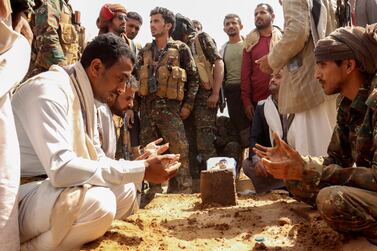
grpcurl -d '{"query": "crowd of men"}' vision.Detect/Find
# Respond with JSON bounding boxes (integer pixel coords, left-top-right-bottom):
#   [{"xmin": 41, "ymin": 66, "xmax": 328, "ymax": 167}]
[{"xmin": 1, "ymin": 0, "xmax": 377, "ymax": 250}]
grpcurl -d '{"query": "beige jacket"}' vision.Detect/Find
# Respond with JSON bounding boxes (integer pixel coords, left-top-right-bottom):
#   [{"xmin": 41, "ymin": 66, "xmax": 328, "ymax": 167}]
[
  {"xmin": 243, "ymin": 26, "xmax": 282, "ymax": 52},
  {"xmin": 268, "ymin": 0, "xmax": 337, "ymax": 114}
]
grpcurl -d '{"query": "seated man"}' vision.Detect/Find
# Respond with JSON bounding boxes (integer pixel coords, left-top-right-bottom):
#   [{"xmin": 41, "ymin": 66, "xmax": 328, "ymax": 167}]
[
  {"xmin": 243, "ymin": 71, "xmax": 294, "ymax": 193},
  {"xmin": 254, "ymin": 25, "xmax": 377, "ymax": 245},
  {"xmin": 96, "ymin": 76, "xmax": 138, "ymax": 159},
  {"xmin": 13, "ymin": 33, "xmax": 180, "ymax": 251},
  {"xmin": 0, "ymin": 2, "xmax": 31, "ymax": 249},
  {"xmin": 97, "ymin": 77, "xmax": 168, "ymax": 160}
]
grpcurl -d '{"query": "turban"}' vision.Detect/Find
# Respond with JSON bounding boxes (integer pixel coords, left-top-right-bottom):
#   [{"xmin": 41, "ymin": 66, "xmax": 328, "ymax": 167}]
[
  {"xmin": 96, "ymin": 3, "xmax": 127, "ymax": 31},
  {"xmin": 314, "ymin": 24, "xmax": 377, "ymax": 74}
]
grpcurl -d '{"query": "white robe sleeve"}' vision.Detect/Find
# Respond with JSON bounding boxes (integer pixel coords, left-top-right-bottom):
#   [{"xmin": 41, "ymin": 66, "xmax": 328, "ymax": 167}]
[{"xmin": 13, "ymin": 79, "xmax": 145, "ymax": 188}]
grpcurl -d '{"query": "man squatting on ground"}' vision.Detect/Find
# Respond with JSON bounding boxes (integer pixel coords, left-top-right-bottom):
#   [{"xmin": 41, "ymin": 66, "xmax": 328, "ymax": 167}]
[
  {"xmin": 254, "ymin": 25, "xmax": 377, "ymax": 245},
  {"xmin": 13, "ymin": 33, "xmax": 180, "ymax": 251},
  {"xmin": 0, "ymin": 0, "xmax": 31, "ymax": 249}
]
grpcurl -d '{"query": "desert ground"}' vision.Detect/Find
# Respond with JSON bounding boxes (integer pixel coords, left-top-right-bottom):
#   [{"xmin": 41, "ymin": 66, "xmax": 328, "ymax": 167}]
[{"xmin": 81, "ymin": 178, "xmax": 363, "ymax": 251}]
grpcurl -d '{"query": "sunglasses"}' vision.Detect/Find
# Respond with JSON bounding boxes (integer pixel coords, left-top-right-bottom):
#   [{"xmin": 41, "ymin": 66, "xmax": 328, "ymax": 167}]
[{"xmin": 115, "ymin": 14, "xmax": 128, "ymax": 22}]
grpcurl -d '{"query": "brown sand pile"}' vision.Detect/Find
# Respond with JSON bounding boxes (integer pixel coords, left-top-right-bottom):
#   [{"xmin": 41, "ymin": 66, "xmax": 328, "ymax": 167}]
[{"xmin": 81, "ymin": 191, "xmax": 345, "ymax": 251}]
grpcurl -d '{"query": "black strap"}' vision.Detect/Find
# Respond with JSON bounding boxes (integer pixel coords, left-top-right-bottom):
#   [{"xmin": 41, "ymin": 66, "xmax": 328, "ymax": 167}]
[
  {"xmin": 282, "ymin": 114, "xmax": 295, "ymax": 142},
  {"xmin": 312, "ymin": 0, "xmax": 322, "ymax": 27}
]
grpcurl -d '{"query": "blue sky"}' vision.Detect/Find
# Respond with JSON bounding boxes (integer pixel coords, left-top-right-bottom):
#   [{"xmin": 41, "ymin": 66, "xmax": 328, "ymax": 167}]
[{"xmin": 70, "ymin": 0, "xmax": 284, "ymax": 46}]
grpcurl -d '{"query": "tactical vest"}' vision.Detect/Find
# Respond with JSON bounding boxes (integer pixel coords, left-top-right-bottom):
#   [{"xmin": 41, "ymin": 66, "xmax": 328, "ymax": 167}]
[
  {"xmin": 57, "ymin": 2, "xmax": 80, "ymax": 65},
  {"xmin": 190, "ymin": 33, "xmax": 214, "ymax": 90},
  {"xmin": 33, "ymin": 1, "xmax": 81, "ymax": 70},
  {"xmin": 139, "ymin": 41, "xmax": 187, "ymax": 101}
]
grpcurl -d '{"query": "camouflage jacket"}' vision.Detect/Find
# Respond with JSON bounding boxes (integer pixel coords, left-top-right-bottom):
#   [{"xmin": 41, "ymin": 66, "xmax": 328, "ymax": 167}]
[
  {"xmin": 136, "ymin": 38, "xmax": 199, "ymax": 111},
  {"xmin": 31, "ymin": 0, "xmax": 80, "ymax": 72},
  {"xmin": 288, "ymin": 81, "xmax": 377, "ymax": 203}
]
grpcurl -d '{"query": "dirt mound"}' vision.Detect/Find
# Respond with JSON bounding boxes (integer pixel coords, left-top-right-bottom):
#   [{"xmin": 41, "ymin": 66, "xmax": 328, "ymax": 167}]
[{"xmin": 81, "ymin": 192, "xmax": 345, "ymax": 251}]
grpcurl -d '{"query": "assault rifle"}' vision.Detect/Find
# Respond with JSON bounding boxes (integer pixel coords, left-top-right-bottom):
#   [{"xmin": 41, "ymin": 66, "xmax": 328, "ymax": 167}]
[{"xmin": 219, "ymin": 86, "xmax": 226, "ymax": 113}]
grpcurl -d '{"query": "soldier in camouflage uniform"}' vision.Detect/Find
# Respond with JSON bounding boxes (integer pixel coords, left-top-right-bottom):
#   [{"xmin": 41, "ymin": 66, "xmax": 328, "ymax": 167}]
[
  {"xmin": 171, "ymin": 14, "xmax": 224, "ymax": 178},
  {"xmin": 215, "ymin": 116, "xmax": 241, "ymax": 162},
  {"xmin": 27, "ymin": 0, "xmax": 83, "ymax": 77},
  {"xmin": 136, "ymin": 7, "xmax": 199, "ymax": 193},
  {"xmin": 254, "ymin": 25, "xmax": 377, "ymax": 245}
]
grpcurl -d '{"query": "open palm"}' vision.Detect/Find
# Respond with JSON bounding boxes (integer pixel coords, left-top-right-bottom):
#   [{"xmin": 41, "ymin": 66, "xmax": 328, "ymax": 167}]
[{"xmin": 253, "ymin": 132, "xmax": 304, "ymax": 180}]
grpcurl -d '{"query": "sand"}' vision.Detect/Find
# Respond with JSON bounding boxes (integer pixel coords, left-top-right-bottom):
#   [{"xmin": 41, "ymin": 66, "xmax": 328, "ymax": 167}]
[{"xmin": 81, "ymin": 190, "xmax": 347, "ymax": 251}]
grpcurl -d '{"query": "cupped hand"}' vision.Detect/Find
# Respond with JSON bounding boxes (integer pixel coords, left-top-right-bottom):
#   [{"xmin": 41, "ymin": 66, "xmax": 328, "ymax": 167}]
[
  {"xmin": 253, "ymin": 132, "xmax": 304, "ymax": 180},
  {"xmin": 144, "ymin": 154, "xmax": 181, "ymax": 184}
]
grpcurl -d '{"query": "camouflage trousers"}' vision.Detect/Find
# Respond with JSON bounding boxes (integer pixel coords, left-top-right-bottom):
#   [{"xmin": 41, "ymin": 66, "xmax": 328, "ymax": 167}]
[
  {"xmin": 288, "ymin": 182, "xmax": 377, "ymax": 244},
  {"xmin": 316, "ymin": 186, "xmax": 377, "ymax": 244},
  {"xmin": 140, "ymin": 96, "xmax": 191, "ymax": 193},
  {"xmin": 184, "ymin": 88, "xmax": 217, "ymax": 178}
]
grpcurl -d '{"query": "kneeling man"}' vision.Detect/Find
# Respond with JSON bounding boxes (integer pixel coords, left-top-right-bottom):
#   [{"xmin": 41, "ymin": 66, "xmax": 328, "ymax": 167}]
[
  {"xmin": 13, "ymin": 33, "xmax": 180, "ymax": 251},
  {"xmin": 255, "ymin": 25, "xmax": 377, "ymax": 245}
]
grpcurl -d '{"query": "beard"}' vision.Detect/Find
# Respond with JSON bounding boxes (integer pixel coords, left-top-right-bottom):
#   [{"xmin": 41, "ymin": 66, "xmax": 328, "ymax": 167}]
[
  {"xmin": 255, "ymin": 18, "xmax": 271, "ymax": 30},
  {"xmin": 117, "ymin": 26, "xmax": 126, "ymax": 34},
  {"xmin": 226, "ymin": 29, "xmax": 238, "ymax": 36},
  {"xmin": 127, "ymin": 32, "xmax": 136, "ymax": 40},
  {"xmin": 111, "ymin": 23, "xmax": 126, "ymax": 35}
]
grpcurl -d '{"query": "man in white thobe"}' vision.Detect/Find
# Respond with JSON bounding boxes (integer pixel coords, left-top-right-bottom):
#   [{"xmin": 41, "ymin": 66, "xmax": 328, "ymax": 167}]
[
  {"xmin": 0, "ymin": 1, "xmax": 31, "ymax": 250},
  {"xmin": 12, "ymin": 33, "xmax": 179, "ymax": 251}
]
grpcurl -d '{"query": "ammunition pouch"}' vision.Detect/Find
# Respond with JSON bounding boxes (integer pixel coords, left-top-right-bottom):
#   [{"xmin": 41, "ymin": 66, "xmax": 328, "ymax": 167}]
[
  {"xmin": 139, "ymin": 42, "xmax": 186, "ymax": 101},
  {"xmin": 157, "ymin": 66, "xmax": 186, "ymax": 101},
  {"xmin": 156, "ymin": 65, "xmax": 169, "ymax": 97},
  {"xmin": 59, "ymin": 23, "xmax": 79, "ymax": 65},
  {"xmin": 75, "ymin": 25, "xmax": 86, "ymax": 55},
  {"xmin": 139, "ymin": 65, "xmax": 150, "ymax": 96},
  {"xmin": 167, "ymin": 66, "xmax": 186, "ymax": 101},
  {"xmin": 193, "ymin": 34, "xmax": 214, "ymax": 90},
  {"xmin": 194, "ymin": 54, "xmax": 213, "ymax": 90}
]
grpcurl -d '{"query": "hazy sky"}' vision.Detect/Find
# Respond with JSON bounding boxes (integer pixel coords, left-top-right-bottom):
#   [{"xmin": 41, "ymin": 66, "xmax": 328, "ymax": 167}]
[{"xmin": 70, "ymin": 0, "xmax": 284, "ymax": 46}]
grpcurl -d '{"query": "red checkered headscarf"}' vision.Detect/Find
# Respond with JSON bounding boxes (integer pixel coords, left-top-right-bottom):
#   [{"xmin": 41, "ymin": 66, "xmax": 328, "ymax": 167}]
[{"xmin": 96, "ymin": 3, "xmax": 127, "ymax": 34}]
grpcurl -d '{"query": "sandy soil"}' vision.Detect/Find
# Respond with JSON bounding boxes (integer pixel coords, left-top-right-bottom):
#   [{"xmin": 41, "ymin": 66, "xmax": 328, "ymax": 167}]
[{"xmin": 81, "ymin": 190, "xmax": 347, "ymax": 251}]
